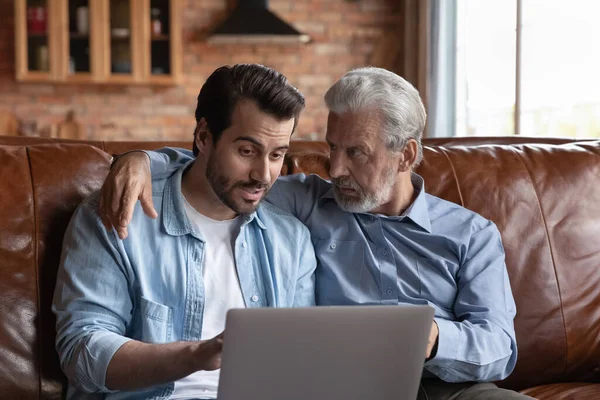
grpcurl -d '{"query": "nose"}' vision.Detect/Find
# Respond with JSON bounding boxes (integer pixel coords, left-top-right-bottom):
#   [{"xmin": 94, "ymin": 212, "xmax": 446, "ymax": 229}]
[
  {"xmin": 328, "ymin": 151, "xmax": 349, "ymax": 179},
  {"xmin": 249, "ymin": 156, "xmax": 271, "ymax": 185}
]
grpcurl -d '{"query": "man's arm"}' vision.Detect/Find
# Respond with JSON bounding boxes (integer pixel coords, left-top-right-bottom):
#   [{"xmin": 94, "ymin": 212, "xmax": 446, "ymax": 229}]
[
  {"xmin": 106, "ymin": 333, "xmax": 223, "ymax": 390},
  {"xmin": 265, "ymin": 174, "xmax": 328, "ymax": 224},
  {"xmin": 424, "ymin": 222, "xmax": 518, "ymax": 382},
  {"xmin": 53, "ymin": 196, "xmax": 221, "ymax": 393},
  {"xmin": 99, "ymin": 148, "xmax": 326, "ymax": 235}
]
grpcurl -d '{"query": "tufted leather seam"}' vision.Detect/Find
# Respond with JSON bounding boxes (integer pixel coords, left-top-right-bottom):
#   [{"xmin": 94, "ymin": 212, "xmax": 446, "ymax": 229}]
[
  {"xmin": 437, "ymin": 147, "xmax": 465, "ymax": 207},
  {"xmin": 513, "ymin": 147, "xmax": 569, "ymax": 376},
  {"xmin": 25, "ymin": 147, "xmax": 42, "ymax": 399}
]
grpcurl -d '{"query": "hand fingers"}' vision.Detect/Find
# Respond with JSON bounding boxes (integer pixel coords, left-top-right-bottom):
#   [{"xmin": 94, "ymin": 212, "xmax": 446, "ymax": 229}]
[
  {"xmin": 118, "ymin": 184, "xmax": 139, "ymax": 229},
  {"xmin": 110, "ymin": 177, "xmax": 127, "ymax": 227},
  {"xmin": 211, "ymin": 332, "xmax": 225, "ymax": 348},
  {"xmin": 116, "ymin": 226, "xmax": 129, "ymax": 240},
  {"xmin": 139, "ymin": 185, "xmax": 158, "ymax": 219}
]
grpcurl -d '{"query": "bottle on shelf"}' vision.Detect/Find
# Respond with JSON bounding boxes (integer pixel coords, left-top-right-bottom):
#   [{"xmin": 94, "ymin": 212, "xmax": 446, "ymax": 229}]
[
  {"xmin": 27, "ymin": 5, "xmax": 47, "ymax": 35},
  {"xmin": 151, "ymin": 8, "xmax": 162, "ymax": 36},
  {"xmin": 76, "ymin": 6, "xmax": 89, "ymax": 35}
]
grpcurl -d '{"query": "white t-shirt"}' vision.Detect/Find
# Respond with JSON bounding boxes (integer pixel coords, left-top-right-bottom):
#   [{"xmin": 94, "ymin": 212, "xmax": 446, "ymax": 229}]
[{"xmin": 170, "ymin": 196, "xmax": 246, "ymax": 399}]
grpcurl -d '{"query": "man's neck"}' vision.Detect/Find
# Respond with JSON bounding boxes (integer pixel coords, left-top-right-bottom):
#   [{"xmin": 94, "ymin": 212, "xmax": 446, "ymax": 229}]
[
  {"xmin": 181, "ymin": 162, "xmax": 237, "ymax": 221},
  {"xmin": 369, "ymin": 173, "xmax": 416, "ymax": 217}
]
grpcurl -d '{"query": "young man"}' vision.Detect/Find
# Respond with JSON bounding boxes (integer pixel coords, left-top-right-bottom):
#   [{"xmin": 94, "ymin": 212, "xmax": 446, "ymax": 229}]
[
  {"xmin": 99, "ymin": 67, "xmax": 533, "ymax": 399},
  {"xmin": 53, "ymin": 64, "xmax": 316, "ymax": 399}
]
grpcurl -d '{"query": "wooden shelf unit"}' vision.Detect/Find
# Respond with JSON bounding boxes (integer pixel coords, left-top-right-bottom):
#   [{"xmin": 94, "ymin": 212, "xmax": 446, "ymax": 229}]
[{"xmin": 14, "ymin": 0, "xmax": 182, "ymax": 85}]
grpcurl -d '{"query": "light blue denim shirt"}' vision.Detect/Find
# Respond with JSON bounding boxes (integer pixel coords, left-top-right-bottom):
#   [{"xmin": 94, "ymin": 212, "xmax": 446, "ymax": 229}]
[
  {"xmin": 146, "ymin": 148, "xmax": 518, "ymax": 384},
  {"xmin": 53, "ymin": 161, "xmax": 316, "ymax": 399}
]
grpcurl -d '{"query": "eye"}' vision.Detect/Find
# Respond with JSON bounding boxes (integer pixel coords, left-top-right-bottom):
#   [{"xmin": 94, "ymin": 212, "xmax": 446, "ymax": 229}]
[
  {"xmin": 239, "ymin": 148, "xmax": 256, "ymax": 157},
  {"xmin": 270, "ymin": 152, "xmax": 285, "ymax": 160},
  {"xmin": 328, "ymin": 143, "xmax": 336, "ymax": 151},
  {"xmin": 348, "ymin": 148, "xmax": 364, "ymax": 158}
]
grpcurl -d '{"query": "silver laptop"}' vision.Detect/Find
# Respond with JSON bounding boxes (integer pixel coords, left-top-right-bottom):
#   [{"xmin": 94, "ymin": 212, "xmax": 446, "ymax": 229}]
[{"xmin": 217, "ymin": 305, "xmax": 434, "ymax": 400}]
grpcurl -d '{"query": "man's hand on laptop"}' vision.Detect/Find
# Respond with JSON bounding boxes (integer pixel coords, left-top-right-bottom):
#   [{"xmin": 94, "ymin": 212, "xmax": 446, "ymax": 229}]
[
  {"xmin": 99, "ymin": 151, "xmax": 157, "ymax": 240},
  {"xmin": 195, "ymin": 331, "xmax": 225, "ymax": 371},
  {"xmin": 426, "ymin": 320, "xmax": 439, "ymax": 360}
]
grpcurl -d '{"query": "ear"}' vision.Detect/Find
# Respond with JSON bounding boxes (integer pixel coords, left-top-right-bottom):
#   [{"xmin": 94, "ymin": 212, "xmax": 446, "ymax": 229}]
[
  {"xmin": 194, "ymin": 118, "xmax": 213, "ymax": 155},
  {"xmin": 398, "ymin": 139, "xmax": 418, "ymax": 172}
]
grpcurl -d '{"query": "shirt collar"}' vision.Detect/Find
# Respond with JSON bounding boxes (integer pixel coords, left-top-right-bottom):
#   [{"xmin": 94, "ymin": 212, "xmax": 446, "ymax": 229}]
[
  {"xmin": 319, "ymin": 172, "xmax": 432, "ymax": 233},
  {"xmin": 162, "ymin": 161, "xmax": 266, "ymax": 236},
  {"xmin": 400, "ymin": 173, "xmax": 432, "ymax": 233}
]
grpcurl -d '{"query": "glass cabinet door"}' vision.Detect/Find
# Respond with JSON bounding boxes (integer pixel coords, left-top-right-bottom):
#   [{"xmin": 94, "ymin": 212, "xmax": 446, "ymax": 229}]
[
  {"xmin": 147, "ymin": 0, "xmax": 181, "ymax": 84},
  {"xmin": 149, "ymin": 0, "xmax": 170, "ymax": 76},
  {"xmin": 19, "ymin": 0, "xmax": 53, "ymax": 79},
  {"xmin": 67, "ymin": 0, "xmax": 91, "ymax": 76},
  {"xmin": 109, "ymin": 0, "xmax": 133, "ymax": 76},
  {"xmin": 27, "ymin": 0, "xmax": 49, "ymax": 72}
]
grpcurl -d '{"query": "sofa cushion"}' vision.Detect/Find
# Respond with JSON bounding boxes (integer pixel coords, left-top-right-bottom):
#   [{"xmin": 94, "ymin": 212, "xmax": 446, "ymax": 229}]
[
  {"xmin": 0, "ymin": 146, "xmax": 38, "ymax": 397},
  {"xmin": 520, "ymin": 382, "xmax": 600, "ymax": 399},
  {"xmin": 0, "ymin": 144, "xmax": 111, "ymax": 399}
]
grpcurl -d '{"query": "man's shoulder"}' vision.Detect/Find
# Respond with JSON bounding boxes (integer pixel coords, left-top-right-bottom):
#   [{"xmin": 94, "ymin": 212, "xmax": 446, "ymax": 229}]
[
  {"xmin": 257, "ymin": 202, "xmax": 311, "ymax": 236},
  {"xmin": 425, "ymin": 193, "xmax": 497, "ymax": 234},
  {"xmin": 67, "ymin": 191, "xmax": 117, "ymax": 245}
]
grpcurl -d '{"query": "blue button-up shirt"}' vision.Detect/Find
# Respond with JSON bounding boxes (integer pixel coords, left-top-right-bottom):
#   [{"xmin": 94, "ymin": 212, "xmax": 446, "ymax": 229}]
[
  {"xmin": 53, "ymin": 162, "xmax": 316, "ymax": 399},
  {"xmin": 147, "ymin": 148, "xmax": 518, "ymax": 383}
]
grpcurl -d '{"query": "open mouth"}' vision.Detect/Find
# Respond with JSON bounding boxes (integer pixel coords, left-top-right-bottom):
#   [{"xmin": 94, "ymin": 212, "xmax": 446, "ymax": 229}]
[{"xmin": 238, "ymin": 186, "xmax": 265, "ymax": 202}]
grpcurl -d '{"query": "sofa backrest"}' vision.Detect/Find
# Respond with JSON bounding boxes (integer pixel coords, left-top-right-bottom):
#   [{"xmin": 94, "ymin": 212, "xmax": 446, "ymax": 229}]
[{"xmin": 0, "ymin": 137, "xmax": 599, "ymax": 398}]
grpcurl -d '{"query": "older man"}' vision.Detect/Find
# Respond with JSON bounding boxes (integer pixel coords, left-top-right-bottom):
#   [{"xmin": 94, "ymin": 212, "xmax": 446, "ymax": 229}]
[{"xmin": 100, "ymin": 67, "xmax": 532, "ymax": 399}]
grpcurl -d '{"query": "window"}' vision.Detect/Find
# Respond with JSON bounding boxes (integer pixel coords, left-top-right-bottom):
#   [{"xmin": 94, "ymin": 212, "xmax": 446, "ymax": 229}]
[{"xmin": 452, "ymin": 0, "xmax": 600, "ymax": 138}]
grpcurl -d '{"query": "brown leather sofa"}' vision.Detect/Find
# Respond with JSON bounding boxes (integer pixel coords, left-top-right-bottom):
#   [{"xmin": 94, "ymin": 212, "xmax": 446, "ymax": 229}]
[{"xmin": 1, "ymin": 136, "xmax": 599, "ymax": 399}]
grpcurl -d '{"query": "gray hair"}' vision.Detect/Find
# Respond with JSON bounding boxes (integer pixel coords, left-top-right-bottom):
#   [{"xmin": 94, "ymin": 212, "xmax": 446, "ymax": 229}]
[{"xmin": 324, "ymin": 67, "xmax": 427, "ymax": 166}]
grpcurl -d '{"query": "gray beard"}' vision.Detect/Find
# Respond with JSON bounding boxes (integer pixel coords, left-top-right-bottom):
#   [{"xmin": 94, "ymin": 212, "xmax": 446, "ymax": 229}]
[{"xmin": 332, "ymin": 168, "xmax": 396, "ymax": 213}]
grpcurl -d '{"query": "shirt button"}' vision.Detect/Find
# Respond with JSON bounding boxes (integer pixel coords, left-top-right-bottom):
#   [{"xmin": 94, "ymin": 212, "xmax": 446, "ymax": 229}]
[
  {"xmin": 242, "ymin": 242, "xmax": 247, "ymax": 248},
  {"xmin": 330, "ymin": 243, "xmax": 337, "ymax": 250},
  {"xmin": 386, "ymin": 288, "xmax": 393, "ymax": 295},
  {"xmin": 251, "ymin": 295, "xmax": 259, "ymax": 302},
  {"xmin": 381, "ymin": 248, "xmax": 388, "ymax": 256}
]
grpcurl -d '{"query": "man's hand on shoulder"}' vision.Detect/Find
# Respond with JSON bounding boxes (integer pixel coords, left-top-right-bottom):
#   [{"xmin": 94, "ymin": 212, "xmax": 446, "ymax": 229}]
[{"xmin": 99, "ymin": 151, "xmax": 157, "ymax": 240}]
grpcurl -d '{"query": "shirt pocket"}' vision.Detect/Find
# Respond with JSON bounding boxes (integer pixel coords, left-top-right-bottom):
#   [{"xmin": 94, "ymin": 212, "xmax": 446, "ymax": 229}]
[
  {"xmin": 139, "ymin": 296, "xmax": 172, "ymax": 344},
  {"xmin": 415, "ymin": 257, "xmax": 457, "ymax": 313},
  {"xmin": 315, "ymin": 239, "xmax": 367, "ymax": 304}
]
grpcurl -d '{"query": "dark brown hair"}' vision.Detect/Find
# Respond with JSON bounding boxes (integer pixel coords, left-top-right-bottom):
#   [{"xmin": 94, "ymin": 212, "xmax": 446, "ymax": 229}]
[{"xmin": 193, "ymin": 64, "xmax": 305, "ymax": 156}]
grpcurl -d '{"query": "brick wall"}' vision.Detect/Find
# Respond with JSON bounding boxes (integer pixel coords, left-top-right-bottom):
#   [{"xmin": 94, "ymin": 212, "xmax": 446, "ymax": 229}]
[{"xmin": 0, "ymin": 0, "xmax": 401, "ymax": 141}]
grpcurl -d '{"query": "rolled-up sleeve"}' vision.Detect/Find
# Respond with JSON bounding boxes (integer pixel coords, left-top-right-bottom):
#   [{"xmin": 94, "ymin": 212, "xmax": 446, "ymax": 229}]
[
  {"xmin": 52, "ymin": 194, "xmax": 133, "ymax": 393},
  {"xmin": 425, "ymin": 222, "xmax": 518, "ymax": 382}
]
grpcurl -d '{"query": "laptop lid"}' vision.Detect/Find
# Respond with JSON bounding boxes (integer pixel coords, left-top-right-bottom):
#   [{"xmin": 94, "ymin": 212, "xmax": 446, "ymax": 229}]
[{"xmin": 218, "ymin": 305, "xmax": 434, "ymax": 400}]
